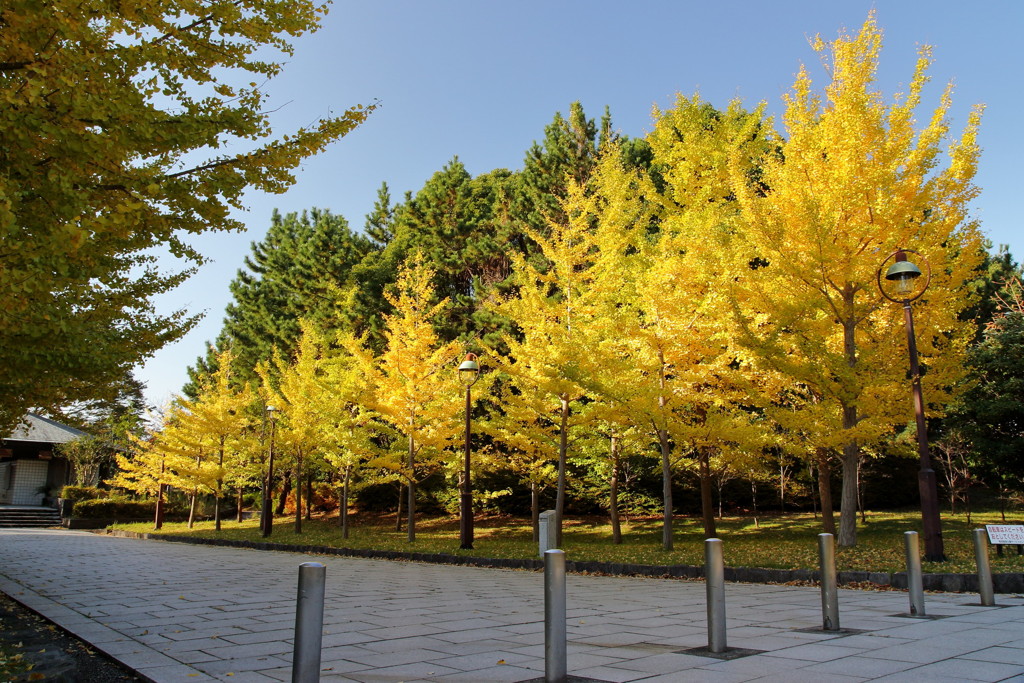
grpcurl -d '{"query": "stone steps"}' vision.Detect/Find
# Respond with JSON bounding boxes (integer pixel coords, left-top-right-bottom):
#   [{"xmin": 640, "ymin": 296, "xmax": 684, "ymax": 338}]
[{"xmin": 0, "ymin": 507, "xmax": 62, "ymax": 528}]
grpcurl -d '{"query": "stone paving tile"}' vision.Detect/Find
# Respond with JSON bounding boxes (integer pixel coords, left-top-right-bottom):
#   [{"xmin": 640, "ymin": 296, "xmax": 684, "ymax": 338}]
[
  {"xmin": 801, "ymin": 655, "xmax": 922, "ymax": 678},
  {"xmin": 570, "ymin": 664, "xmax": 662, "ymax": 682},
  {"xmin": 315, "ymin": 653, "xmax": 378, "ymax": 673},
  {"xmin": 868, "ymin": 642, "xmax": 998, "ymax": 664},
  {"xmin": 114, "ymin": 649, "xmax": 187, "ymax": 669},
  {"xmin": 415, "ymin": 638, "xmax": 533, "ymax": 657},
  {"xmin": 198, "ymin": 639, "xmax": 296, "ymax": 660},
  {"xmin": 879, "ymin": 657, "xmax": 1024, "ymax": 681},
  {"xmin": 339, "ymin": 646, "xmax": 453, "ymax": 668},
  {"xmin": 126, "ymin": 663, "xmax": 207, "ymax": 682},
  {"xmin": 423, "ymin": 663, "xmax": 540, "ymax": 682},
  {"xmin": 698, "ymin": 653, "xmax": 822, "ymax": 676},
  {"xmin": 218, "ymin": 627, "xmax": 294, "ymax": 645},
  {"xmin": 343, "ymin": 660, "xmax": 464, "ymax": 681},
  {"xmin": 319, "ymin": 630, "xmax": 380, "ymax": 648},
  {"xmin": 607, "ymin": 651, "xmax": 718, "ymax": 675},
  {"xmin": 428, "ymin": 648, "xmax": 535, "ymax": 672},
  {"xmin": 154, "ymin": 647, "xmax": 224, "ymax": 664},
  {"xmin": 209, "ymin": 672, "xmax": 282, "ymax": 682},
  {"xmin": 959, "ymin": 646, "xmax": 1024, "ymax": 666},
  {"xmin": 92, "ymin": 638, "xmax": 150, "ymax": 656},
  {"xmin": 356, "ymin": 635, "xmax": 461, "ymax": 654},
  {"xmin": 744, "ymin": 671, "xmax": 866, "ymax": 683},
  {"xmin": 761, "ymin": 641, "xmax": 874, "ymax": 662}
]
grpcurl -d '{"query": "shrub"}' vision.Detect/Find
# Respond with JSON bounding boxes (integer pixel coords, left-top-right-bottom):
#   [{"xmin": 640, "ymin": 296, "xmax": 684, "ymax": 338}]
[
  {"xmin": 73, "ymin": 499, "xmax": 155, "ymax": 520},
  {"xmin": 59, "ymin": 486, "xmax": 107, "ymax": 502}
]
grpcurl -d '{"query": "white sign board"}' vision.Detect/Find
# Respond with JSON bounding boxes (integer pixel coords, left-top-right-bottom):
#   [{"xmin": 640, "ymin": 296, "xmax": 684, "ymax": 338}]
[{"xmin": 985, "ymin": 525, "xmax": 1024, "ymax": 544}]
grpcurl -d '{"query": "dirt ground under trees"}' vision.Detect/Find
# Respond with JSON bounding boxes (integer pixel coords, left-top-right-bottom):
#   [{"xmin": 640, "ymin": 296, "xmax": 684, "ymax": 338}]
[{"xmin": 0, "ymin": 592, "xmax": 142, "ymax": 682}]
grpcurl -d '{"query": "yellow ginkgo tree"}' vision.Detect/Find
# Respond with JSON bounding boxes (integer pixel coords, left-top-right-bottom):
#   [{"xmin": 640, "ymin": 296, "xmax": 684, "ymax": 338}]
[
  {"xmin": 726, "ymin": 13, "xmax": 985, "ymax": 547},
  {"xmin": 261, "ymin": 323, "xmax": 332, "ymax": 535},
  {"xmin": 180, "ymin": 350, "xmax": 254, "ymax": 530},
  {"xmin": 321, "ymin": 332, "xmax": 385, "ymax": 539},
  {"xmin": 488, "ymin": 180, "xmax": 605, "ymax": 546},
  {"xmin": 346, "ymin": 253, "xmax": 463, "ymax": 542}
]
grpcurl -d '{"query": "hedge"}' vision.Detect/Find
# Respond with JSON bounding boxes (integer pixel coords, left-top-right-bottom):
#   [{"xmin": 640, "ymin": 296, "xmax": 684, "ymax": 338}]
[
  {"xmin": 59, "ymin": 486, "xmax": 109, "ymax": 503},
  {"xmin": 72, "ymin": 499, "xmax": 155, "ymax": 520}
]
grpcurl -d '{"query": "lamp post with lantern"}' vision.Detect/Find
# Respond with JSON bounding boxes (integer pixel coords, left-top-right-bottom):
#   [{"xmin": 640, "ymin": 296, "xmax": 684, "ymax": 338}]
[
  {"xmin": 458, "ymin": 353, "xmax": 480, "ymax": 550},
  {"xmin": 877, "ymin": 248, "xmax": 945, "ymax": 562}
]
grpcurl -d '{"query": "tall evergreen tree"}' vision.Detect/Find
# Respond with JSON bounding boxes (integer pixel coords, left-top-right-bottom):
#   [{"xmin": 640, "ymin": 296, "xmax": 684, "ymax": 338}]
[
  {"xmin": 517, "ymin": 102, "xmax": 602, "ymax": 236},
  {"xmin": 187, "ymin": 209, "xmax": 372, "ymax": 392},
  {"xmin": 364, "ymin": 182, "xmax": 396, "ymax": 249}
]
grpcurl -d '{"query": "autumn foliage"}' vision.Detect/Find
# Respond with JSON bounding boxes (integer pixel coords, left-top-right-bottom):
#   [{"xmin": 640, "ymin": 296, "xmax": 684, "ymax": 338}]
[{"xmin": 114, "ymin": 15, "xmax": 993, "ymax": 549}]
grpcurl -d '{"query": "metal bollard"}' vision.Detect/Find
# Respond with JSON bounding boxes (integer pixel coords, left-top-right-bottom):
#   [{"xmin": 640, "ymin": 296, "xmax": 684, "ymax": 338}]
[
  {"xmin": 544, "ymin": 549, "xmax": 567, "ymax": 683},
  {"xmin": 704, "ymin": 538, "xmax": 727, "ymax": 653},
  {"xmin": 904, "ymin": 531, "xmax": 926, "ymax": 617},
  {"xmin": 818, "ymin": 533, "xmax": 840, "ymax": 631},
  {"xmin": 973, "ymin": 528, "xmax": 995, "ymax": 606},
  {"xmin": 292, "ymin": 562, "xmax": 326, "ymax": 683}
]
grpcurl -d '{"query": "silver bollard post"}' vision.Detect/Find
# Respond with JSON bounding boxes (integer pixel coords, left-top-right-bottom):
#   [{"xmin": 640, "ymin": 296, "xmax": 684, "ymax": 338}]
[
  {"xmin": 544, "ymin": 549, "xmax": 567, "ymax": 683},
  {"xmin": 973, "ymin": 528, "xmax": 995, "ymax": 606},
  {"xmin": 904, "ymin": 531, "xmax": 926, "ymax": 616},
  {"xmin": 818, "ymin": 533, "xmax": 840, "ymax": 631},
  {"xmin": 704, "ymin": 538, "xmax": 727, "ymax": 653},
  {"xmin": 292, "ymin": 562, "xmax": 326, "ymax": 683}
]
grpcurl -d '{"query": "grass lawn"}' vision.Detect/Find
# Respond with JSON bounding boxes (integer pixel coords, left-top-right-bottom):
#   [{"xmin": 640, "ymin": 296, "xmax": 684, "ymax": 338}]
[{"xmin": 113, "ymin": 509, "xmax": 1024, "ymax": 575}]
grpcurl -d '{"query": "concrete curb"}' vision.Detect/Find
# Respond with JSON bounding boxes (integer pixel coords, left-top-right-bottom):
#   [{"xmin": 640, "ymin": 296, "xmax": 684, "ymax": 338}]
[{"xmin": 100, "ymin": 529, "xmax": 1024, "ymax": 593}]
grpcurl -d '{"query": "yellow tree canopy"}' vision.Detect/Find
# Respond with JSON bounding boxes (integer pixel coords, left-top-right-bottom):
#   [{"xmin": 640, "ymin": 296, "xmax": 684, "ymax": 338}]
[
  {"xmin": 0, "ymin": 0, "xmax": 374, "ymax": 428},
  {"xmin": 364, "ymin": 253, "xmax": 464, "ymax": 475},
  {"xmin": 725, "ymin": 13, "xmax": 985, "ymax": 545}
]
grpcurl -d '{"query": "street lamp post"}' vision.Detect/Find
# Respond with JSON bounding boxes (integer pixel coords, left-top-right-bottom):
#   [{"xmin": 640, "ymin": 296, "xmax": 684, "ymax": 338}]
[
  {"xmin": 878, "ymin": 248, "xmax": 945, "ymax": 562},
  {"xmin": 458, "ymin": 353, "xmax": 480, "ymax": 550},
  {"xmin": 262, "ymin": 405, "xmax": 277, "ymax": 538}
]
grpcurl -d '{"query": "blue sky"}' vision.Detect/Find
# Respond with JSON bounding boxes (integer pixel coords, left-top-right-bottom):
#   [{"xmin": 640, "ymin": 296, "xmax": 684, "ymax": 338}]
[{"xmin": 138, "ymin": 0, "xmax": 1024, "ymax": 408}]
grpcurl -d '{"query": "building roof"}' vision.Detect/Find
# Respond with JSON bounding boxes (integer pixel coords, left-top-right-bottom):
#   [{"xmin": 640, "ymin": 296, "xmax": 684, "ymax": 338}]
[{"xmin": 4, "ymin": 413, "xmax": 87, "ymax": 445}]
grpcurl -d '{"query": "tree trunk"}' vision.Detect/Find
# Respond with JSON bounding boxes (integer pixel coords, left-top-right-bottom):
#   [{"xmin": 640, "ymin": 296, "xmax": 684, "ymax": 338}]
[
  {"xmin": 999, "ymin": 481, "xmax": 1007, "ymax": 522},
  {"xmin": 276, "ymin": 476, "xmax": 290, "ymax": 515},
  {"xmin": 555, "ymin": 396, "xmax": 568, "ymax": 548},
  {"xmin": 531, "ymin": 481, "xmax": 540, "ymax": 543},
  {"xmin": 838, "ymin": 420, "xmax": 861, "ymax": 546},
  {"xmin": 341, "ymin": 465, "xmax": 350, "ymax": 539},
  {"xmin": 215, "ymin": 443, "xmax": 224, "ymax": 532},
  {"xmin": 658, "ymin": 428, "xmax": 673, "ymax": 551},
  {"xmin": 817, "ymin": 448, "xmax": 836, "ymax": 535},
  {"xmin": 154, "ymin": 483, "xmax": 165, "ymax": 530},
  {"xmin": 857, "ymin": 457, "xmax": 866, "ymax": 524},
  {"xmin": 750, "ymin": 476, "xmax": 759, "ymax": 529},
  {"xmin": 407, "ymin": 433, "xmax": 416, "ymax": 542},
  {"xmin": 306, "ymin": 476, "xmax": 313, "ymax": 521},
  {"xmin": 236, "ymin": 487, "xmax": 244, "ymax": 523},
  {"xmin": 610, "ymin": 435, "xmax": 621, "ymax": 545},
  {"xmin": 779, "ymin": 465, "xmax": 786, "ymax": 511},
  {"xmin": 717, "ymin": 480, "xmax": 724, "ymax": 520},
  {"xmin": 809, "ymin": 463, "xmax": 818, "ymax": 519},
  {"xmin": 395, "ymin": 484, "xmax": 403, "ymax": 532},
  {"xmin": 699, "ymin": 448, "xmax": 717, "ymax": 538},
  {"xmin": 838, "ymin": 310, "xmax": 861, "ymax": 547},
  {"xmin": 188, "ymin": 491, "xmax": 197, "ymax": 529},
  {"xmin": 294, "ymin": 450, "xmax": 303, "ymax": 534}
]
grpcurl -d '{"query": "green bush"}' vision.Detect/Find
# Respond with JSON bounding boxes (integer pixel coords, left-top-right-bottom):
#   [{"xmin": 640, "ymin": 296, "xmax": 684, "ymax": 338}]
[
  {"xmin": 73, "ymin": 499, "xmax": 155, "ymax": 520},
  {"xmin": 59, "ymin": 486, "xmax": 108, "ymax": 502}
]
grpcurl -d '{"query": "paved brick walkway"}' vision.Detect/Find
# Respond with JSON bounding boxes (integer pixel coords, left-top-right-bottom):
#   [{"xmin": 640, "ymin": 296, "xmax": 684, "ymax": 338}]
[{"xmin": 1, "ymin": 528, "xmax": 1023, "ymax": 682}]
